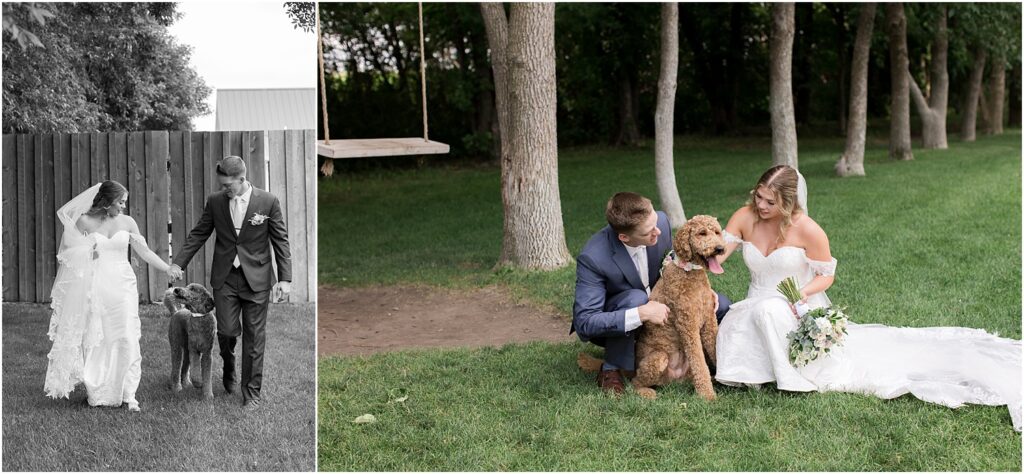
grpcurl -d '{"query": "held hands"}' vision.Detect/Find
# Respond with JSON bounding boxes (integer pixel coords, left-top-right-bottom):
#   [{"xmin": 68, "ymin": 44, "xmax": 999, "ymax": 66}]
[
  {"xmin": 639, "ymin": 301, "xmax": 670, "ymax": 326},
  {"xmin": 272, "ymin": 281, "xmax": 292, "ymax": 302},
  {"xmin": 167, "ymin": 264, "xmax": 184, "ymax": 281}
]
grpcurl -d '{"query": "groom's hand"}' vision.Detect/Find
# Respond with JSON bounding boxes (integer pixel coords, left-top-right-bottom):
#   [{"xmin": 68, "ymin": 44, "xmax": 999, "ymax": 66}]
[
  {"xmin": 639, "ymin": 301, "xmax": 670, "ymax": 326},
  {"xmin": 272, "ymin": 281, "xmax": 292, "ymax": 302}
]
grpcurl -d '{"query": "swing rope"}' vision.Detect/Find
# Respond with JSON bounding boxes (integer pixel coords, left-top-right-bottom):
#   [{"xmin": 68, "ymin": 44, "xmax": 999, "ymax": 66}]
[{"xmin": 318, "ymin": 2, "xmax": 432, "ymax": 176}]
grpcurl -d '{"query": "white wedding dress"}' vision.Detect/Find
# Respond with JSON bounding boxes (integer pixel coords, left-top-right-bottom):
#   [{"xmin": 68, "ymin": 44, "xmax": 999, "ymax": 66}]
[{"xmin": 715, "ymin": 231, "xmax": 1022, "ymax": 432}]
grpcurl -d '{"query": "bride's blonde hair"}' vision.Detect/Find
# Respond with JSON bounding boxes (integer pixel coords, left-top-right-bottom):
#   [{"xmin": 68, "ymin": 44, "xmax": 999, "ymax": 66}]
[{"xmin": 746, "ymin": 165, "xmax": 803, "ymax": 243}]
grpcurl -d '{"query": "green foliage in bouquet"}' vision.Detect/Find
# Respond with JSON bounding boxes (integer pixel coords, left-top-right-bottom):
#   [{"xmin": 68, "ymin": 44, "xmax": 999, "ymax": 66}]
[{"xmin": 787, "ymin": 306, "xmax": 850, "ymax": 367}]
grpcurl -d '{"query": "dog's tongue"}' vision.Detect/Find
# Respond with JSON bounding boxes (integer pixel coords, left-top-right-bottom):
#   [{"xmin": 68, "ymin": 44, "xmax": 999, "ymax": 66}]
[{"xmin": 706, "ymin": 257, "xmax": 724, "ymax": 274}]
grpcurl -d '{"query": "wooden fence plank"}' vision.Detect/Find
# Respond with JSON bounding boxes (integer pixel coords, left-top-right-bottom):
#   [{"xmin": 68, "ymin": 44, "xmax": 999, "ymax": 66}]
[
  {"xmin": 109, "ymin": 132, "xmax": 128, "ymax": 189},
  {"xmin": 146, "ymin": 131, "xmax": 170, "ymax": 300},
  {"xmin": 90, "ymin": 132, "xmax": 109, "ymax": 185},
  {"xmin": 284, "ymin": 130, "xmax": 308, "ymax": 302},
  {"xmin": 202, "ymin": 133, "xmax": 217, "ymax": 284},
  {"xmin": 188, "ymin": 133, "xmax": 206, "ymax": 286},
  {"xmin": 245, "ymin": 131, "xmax": 267, "ymax": 190},
  {"xmin": 128, "ymin": 132, "xmax": 149, "ymax": 303},
  {"xmin": 70, "ymin": 134, "xmax": 87, "ymax": 197},
  {"xmin": 54, "ymin": 134, "xmax": 72, "ymax": 253},
  {"xmin": 3, "ymin": 135, "xmax": 18, "ymax": 301},
  {"xmin": 17, "ymin": 135, "xmax": 36, "ymax": 302},
  {"xmin": 304, "ymin": 129, "xmax": 317, "ymax": 302},
  {"xmin": 266, "ymin": 131, "xmax": 284, "ymax": 292},
  {"xmin": 169, "ymin": 131, "xmax": 185, "ymax": 281},
  {"xmin": 38, "ymin": 134, "xmax": 56, "ymax": 301}
]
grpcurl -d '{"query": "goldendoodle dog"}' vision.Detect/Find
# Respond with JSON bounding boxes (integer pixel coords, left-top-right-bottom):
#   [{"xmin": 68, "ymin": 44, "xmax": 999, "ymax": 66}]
[
  {"xmin": 163, "ymin": 283, "xmax": 217, "ymax": 399},
  {"xmin": 632, "ymin": 215, "xmax": 726, "ymax": 400}
]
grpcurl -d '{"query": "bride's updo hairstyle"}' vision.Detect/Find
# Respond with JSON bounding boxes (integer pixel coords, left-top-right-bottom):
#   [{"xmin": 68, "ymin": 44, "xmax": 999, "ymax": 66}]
[
  {"xmin": 606, "ymin": 192, "xmax": 653, "ymax": 234},
  {"xmin": 85, "ymin": 180, "xmax": 128, "ymax": 219},
  {"xmin": 746, "ymin": 165, "xmax": 803, "ymax": 242}
]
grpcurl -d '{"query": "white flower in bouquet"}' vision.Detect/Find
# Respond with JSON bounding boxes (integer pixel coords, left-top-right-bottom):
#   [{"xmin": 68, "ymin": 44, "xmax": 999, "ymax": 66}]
[{"xmin": 777, "ymin": 276, "xmax": 850, "ymax": 368}]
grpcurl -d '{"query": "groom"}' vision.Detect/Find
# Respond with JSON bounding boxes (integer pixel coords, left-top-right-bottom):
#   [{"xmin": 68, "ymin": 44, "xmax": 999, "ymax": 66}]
[
  {"xmin": 169, "ymin": 156, "xmax": 292, "ymax": 410},
  {"xmin": 572, "ymin": 192, "xmax": 730, "ymax": 394}
]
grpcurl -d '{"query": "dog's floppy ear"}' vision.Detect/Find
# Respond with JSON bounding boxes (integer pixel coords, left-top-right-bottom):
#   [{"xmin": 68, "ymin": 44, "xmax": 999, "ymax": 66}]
[
  {"xmin": 675, "ymin": 220, "xmax": 694, "ymax": 263},
  {"xmin": 192, "ymin": 284, "xmax": 215, "ymax": 314}
]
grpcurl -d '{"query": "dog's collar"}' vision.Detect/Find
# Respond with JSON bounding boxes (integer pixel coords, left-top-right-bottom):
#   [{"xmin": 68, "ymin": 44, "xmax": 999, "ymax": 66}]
[{"xmin": 663, "ymin": 250, "xmax": 703, "ymax": 272}]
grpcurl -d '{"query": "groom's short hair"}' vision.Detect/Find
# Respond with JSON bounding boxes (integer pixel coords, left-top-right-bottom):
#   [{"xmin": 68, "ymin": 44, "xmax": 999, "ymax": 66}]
[
  {"xmin": 606, "ymin": 192, "xmax": 653, "ymax": 234},
  {"xmin": 216, "ymin": 156, "xmax": 247, "ymax": 178}
]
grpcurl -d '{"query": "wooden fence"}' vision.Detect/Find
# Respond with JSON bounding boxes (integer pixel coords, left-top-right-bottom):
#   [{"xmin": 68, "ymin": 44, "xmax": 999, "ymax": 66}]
[{"xmin": 2, "ymin": 130, "xmax": 316, "ymax": 304}]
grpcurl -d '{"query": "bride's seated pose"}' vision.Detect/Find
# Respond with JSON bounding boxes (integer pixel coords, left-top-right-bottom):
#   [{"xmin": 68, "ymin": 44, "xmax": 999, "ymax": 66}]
[{"xmin": 713, "ymin": 165, "xmax": 1021, "ymax": 432}]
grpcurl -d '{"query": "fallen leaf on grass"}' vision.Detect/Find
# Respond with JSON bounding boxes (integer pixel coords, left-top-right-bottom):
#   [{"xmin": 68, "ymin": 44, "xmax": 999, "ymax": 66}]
[
  {"xmin": 390, "ymin": 396, "xmax": 408, "ymax": 403},
  {"xmin": 353, "ymin": 414, "xmax": 377, "ymax": 424}
]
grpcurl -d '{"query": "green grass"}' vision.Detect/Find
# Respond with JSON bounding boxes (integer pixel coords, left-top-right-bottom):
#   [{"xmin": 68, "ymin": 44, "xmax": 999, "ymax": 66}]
[
  {"xmin": 2, "ymin": 302, "xmax": 316, "ymax": 471},
  {"xmin": 318, "ymin": 132, "xmax": 1022, "ymax": 470}
]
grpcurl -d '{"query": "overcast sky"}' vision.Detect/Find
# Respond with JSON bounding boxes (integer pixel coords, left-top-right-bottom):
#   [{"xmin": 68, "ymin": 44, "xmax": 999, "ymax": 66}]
[{"xmin": 166, "ymin": 2, "xmax": 316, "ymax": 131}]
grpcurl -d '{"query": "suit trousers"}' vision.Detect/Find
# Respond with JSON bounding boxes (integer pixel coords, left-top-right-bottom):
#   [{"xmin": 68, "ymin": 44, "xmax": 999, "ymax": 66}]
[{"xmin": 215, "ymin": 266, "xmax": 270, "ymax": 402}]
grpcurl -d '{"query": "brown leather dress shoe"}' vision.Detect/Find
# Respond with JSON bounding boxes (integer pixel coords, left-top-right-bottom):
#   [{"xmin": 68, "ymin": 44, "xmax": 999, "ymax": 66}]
[{"xmin": 597, "ymin": 369, "xmax": 626, "ymax": 395}]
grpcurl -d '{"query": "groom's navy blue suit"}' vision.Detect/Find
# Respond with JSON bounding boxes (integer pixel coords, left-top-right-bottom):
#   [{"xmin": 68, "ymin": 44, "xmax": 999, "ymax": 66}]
[{"xmin": 572, "ymin": 211, "xmax": 730, "ymax": 371}]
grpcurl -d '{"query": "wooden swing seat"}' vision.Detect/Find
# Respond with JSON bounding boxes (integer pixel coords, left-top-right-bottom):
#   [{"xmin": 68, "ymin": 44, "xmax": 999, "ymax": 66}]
[{"xmin": 317, "ymin": 138, "xmax": 449, "ymax": 159}]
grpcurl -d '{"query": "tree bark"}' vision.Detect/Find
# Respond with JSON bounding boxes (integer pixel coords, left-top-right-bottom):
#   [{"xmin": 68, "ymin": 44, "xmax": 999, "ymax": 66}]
[
  {"xmin": 961, "ymin": 47, "xmax": 987, "ymax": 142},
  {"xmin": 654, "ymin": 2, "xmax": 685, "ymax": 228},
  {"xmin": 907, "ymin": 5, "xmax": 948, "ymax": 149},
  {"xmin": 987, "ymin": 53, "xmax": 1006, "ymax": 135},
  {"xmin": 886, "ymin": 3, "xmax": 913, "ymax": 160},
  {"xmin": 770, "ymin": 3, "xmax": 798, "ymax": 168},
  {"xmin": 836, "ymin": 3, "xmax": 875, "ymax": 177},
  {"xmin": 481, "ymin": 2, "xmax": 571, "ymax": 270},
  {"xmin": 615, "ymin": 74, "xmax": 641, "ymax": 146},
  {"xmin": 1010, "ymin": 62, "xmax": 1021, "ymax": 128}
]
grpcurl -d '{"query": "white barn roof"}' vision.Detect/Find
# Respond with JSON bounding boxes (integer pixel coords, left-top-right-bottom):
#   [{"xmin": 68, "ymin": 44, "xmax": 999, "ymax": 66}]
[{"xmin": 214, "ymin": 88, "xmax": 315, "ymax": 131}]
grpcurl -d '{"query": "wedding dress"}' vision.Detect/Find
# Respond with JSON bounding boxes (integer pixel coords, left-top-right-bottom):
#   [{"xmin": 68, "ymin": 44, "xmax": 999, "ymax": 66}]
[
  {"xmin": 44, "ymin": 184, "xmax": 165, "ymax": 409},
  {"xmin": 715, "ymin": 231, "xmax": 1022, "ymax": 432}
]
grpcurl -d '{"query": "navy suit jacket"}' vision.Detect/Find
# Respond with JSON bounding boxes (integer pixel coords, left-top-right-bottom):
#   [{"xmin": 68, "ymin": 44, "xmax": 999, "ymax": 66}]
[{"xmin": 572, "ymin": 211, "xmax": 673, "ymax": 340}]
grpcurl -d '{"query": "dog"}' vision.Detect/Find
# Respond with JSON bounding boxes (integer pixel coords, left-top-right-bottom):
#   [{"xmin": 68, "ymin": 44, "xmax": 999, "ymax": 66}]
[
  {"xmin": 577, "ymin": 215, "xmax": 725, "ymax": 401},
  {"xmin": 163, "ymin": 283, "xmax": 217, "ymax": 399}
]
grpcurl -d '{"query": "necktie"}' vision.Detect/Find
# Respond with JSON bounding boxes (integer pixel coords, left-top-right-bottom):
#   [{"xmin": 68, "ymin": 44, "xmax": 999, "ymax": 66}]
[
  {"xmin": 231, "ymin": 196, "xmax": 242, "ymax": 267},
  {"xmin": 632, "ymin": 248, "xmax": 649, "ymax": 293}
]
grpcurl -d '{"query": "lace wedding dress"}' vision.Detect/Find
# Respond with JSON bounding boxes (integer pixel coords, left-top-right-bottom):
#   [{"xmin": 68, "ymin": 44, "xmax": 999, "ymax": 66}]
[{"xmin": 715, "ymin": 231, "xmax": 1022, "ymax": 432}]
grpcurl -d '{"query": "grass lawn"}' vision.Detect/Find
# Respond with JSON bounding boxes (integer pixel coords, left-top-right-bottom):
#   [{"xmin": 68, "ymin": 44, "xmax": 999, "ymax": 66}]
[
  {"xmin": 318, "ymin": 131, "xmax": 1022, "ymax": 471},
  {"xmin": 2, "ymin": 302, "xmax": 316, "ymax": 472}
]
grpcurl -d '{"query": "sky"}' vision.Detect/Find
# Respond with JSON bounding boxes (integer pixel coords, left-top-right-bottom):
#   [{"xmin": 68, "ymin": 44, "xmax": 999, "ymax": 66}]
[{"xmin": 166, "ymin": 2, "xmax": 316, "ymax": 131}]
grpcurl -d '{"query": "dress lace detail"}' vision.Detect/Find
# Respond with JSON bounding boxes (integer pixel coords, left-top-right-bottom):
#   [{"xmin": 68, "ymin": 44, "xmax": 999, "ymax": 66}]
[
  {"xmin": 806, "ymin": 257, "xmax": 837, "ymax": 276},
  {"xmin": 723, "ymin": 230, "xmax": 743, "ymax": 246}
]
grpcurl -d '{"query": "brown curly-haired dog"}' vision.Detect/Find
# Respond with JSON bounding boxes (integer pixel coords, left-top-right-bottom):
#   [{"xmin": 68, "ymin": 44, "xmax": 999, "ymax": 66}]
[
  {"xmin": 163, "ymin": 283, "xmax": 217, "ymax": 399},
  {"xmin": 633, "ymin": 215, "xmax": 725, "ymax": 401}
]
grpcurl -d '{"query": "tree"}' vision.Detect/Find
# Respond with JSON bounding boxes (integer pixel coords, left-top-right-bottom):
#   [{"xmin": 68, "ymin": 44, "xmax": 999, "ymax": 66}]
[
  {"xmin": 961, "ymin": 46, "xmax": 988, "ymax": 142},
  {"xmin": 284, "ymin": 2, "xmax": 315, "ymax": 32},
  {"xmin": 2, "ymin": 3, "xmax": 210, "ymax": 133},
  {"xmin": 770, "ymin": 3, "xmax": 798, "ymax": 168},
  {"xmin": 908, "ymin": 5, "xmax": 949, "ymax": 149},
  {"xmin": 836, "ymin": 3, "xmax": 876, "ymax": 177},
  {"xmin": 885, "ymin": 3, "xmax": 913, "ymax": 161},
  {"xmin": 481, "ymin": 3, "xmax": 571, "ymax": 270},
  {"xmin": 654, "ymin": 2, "xmax": 685, "ymax": 227},
  {"xmin": 985, "ymin": 54, "xmax": 1007, "ymax": 135},
  {"xmin": 954, "ymin": 4, "xmax": 1020, "ymax": 140}
]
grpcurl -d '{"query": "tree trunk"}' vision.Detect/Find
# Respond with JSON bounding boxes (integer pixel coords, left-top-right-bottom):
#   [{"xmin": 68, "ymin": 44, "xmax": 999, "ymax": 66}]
[
  {"xmin": 655, "ymin": 2, "xmax": 685, "ymax": 228},
  {"xmin": 987, "ymin": 53, "xmax": 1006, "ymax": 135},
  {"xmin": 886, "ymin": 3, "xmax": 913, "ymax": 160},
  {"xmin": 1010, "ymin": 62, "xmax": 1021, "ymax": 128},
  {"xmin": 616, "ymin": 74, "xmax": 641, "ymax": 146},
  {"xmin": 481, "ymin": 2, "xmax": 571, "ymax": 270},
  {"xmin": 907, "ymin": 5, "xmax": 948, "ymax": 149},
  {"xmin": 770, "ymin": 3, "xmax": 798, "ymax": 168},
  {"xmin": 961, "ymin": 47, "xmax": 986, "ymax": 142},
  {"xmin": 836, "ymin": 3, "xmax": 875, "ymax": 177}
]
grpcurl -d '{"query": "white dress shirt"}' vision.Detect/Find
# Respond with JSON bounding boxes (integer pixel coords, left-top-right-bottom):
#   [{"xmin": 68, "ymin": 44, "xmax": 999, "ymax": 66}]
[
  {"xmin": 623, "ymin": 243, "xmax": 649, "ymax": 332},
  {"xmin": 230, "ymin": 184, "xmax": 252, "ymax": 268}
]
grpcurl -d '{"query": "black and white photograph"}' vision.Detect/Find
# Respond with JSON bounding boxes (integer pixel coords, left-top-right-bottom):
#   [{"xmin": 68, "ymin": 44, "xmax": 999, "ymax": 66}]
[{"xmin": 2, "ymin": 2, "xmax": 318, "ymax": 471}]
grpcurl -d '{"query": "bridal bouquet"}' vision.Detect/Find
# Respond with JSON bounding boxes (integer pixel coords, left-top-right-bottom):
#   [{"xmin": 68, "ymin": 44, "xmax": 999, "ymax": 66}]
[{"xmin": 777, "ymin": 277, "xmax": 849, "ymax": 367}]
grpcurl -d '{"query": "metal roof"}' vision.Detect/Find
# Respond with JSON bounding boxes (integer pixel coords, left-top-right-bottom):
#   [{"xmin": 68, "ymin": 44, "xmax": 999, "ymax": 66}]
[{"xmin": 214, "ymin": 88, "xmax": 315, "ymax": 131}]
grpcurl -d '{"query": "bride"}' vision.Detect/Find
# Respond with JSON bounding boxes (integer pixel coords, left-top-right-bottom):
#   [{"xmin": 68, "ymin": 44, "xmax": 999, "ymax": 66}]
[
  {"xmin": 714, "ymin": 165, "xmax": 1021, "ymax": 431},
  {"xmin": 44, "ymin": 181, "xmax": 174, "ymax": 411}
]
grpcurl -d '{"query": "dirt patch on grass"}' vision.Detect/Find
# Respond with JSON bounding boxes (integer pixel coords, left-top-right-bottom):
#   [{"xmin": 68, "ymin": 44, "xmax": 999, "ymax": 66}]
[{"xmin": 318, "ymin": 285, "xmax": 575, "ymax": 356}]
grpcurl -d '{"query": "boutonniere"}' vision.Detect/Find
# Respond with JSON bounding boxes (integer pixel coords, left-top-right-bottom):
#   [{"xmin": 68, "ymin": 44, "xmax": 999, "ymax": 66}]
[{"xmin": 249, "ymin": 212, "xmax": 268, "ymax": 226}]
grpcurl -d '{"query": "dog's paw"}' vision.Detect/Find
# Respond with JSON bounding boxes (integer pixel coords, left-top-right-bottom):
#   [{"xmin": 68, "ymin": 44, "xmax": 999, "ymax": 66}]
[
  {"xmin": 577, "ymin": 352, "xmax": 604, "ymax": 372},
  {"xmin": 635, "ymin": 387, "xmax": 658, "ymax": 400}
]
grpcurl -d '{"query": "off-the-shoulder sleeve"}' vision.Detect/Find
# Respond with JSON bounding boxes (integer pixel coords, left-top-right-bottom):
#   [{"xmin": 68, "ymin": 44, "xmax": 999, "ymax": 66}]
[
  {"xmin": 806, "ymin": 257, "xmax": 837, "ymax": 276},
  {"xmin": 723, "ymin": 230, "xmax": 743, "ymax": 246}
]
